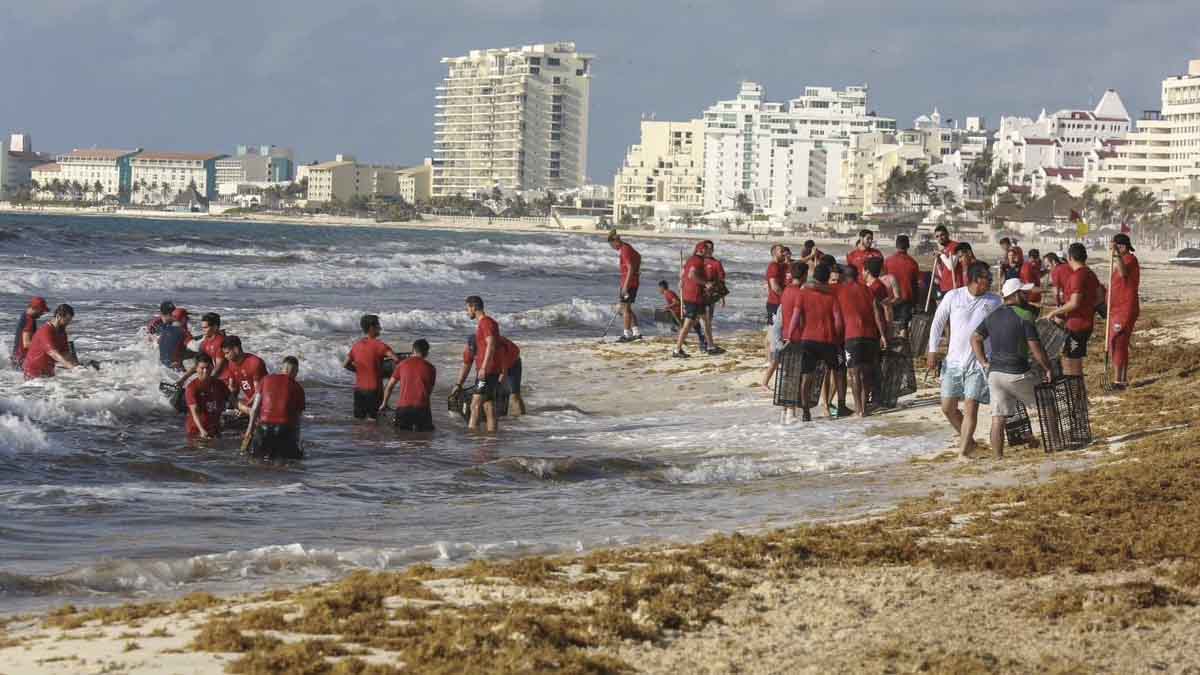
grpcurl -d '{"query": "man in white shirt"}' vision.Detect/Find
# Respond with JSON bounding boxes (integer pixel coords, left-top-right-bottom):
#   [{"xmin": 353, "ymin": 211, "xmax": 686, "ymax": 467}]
[{"xmin": 928, "ymin": 261, "xmax": 1002, "ymax": 457}]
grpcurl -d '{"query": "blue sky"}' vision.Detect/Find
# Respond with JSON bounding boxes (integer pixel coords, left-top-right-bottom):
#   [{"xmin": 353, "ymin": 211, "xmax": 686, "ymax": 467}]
[{"xmin": 2, "ymin": 1, "xmax": 1197, "ymax": 183}]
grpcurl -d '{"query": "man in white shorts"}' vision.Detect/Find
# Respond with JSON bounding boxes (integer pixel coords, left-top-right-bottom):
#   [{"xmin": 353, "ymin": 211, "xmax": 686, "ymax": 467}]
[
  {"xmin": 928, "ymin": 261, "xmax": 1002, "ymax": 457},
  {"xmin": 970, "ymin": 278, "xmax": 1055, "ymax": 457}
]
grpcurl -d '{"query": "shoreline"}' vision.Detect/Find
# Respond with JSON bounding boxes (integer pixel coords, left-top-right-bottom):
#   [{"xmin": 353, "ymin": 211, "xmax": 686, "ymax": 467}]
[{"xmin": 3, "ymin": 296, "xmax": 1199, "ymax": 672}]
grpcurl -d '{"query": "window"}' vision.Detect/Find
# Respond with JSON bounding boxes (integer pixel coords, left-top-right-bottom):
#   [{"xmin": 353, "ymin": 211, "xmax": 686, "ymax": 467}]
[
  {"xmin": 529, "ymin": 57, "xmax": 541, "ymax": 65},
  {"xmin": 547, "ymin": 57, "xmax": 560, "ymax": 66}
]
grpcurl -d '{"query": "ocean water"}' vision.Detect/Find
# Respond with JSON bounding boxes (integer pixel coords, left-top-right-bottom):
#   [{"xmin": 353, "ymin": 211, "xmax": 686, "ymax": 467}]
[{"xmin": 0, "ymin": 213, "xmax": 945, "ymax": 613}]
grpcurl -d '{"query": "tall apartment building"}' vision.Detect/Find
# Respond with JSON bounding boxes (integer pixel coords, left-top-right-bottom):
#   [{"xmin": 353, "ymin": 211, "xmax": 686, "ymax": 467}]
[
  {"xmin": 4, "ymin": 133, "xmax": 55, "ymax": 195},
  {"xmin": 130, "ymin": 152, "xmax": 225, "ymax": 202},
  {"xmin": 1089, "ymin": 59, "xmax": 1200, "ymax": 200},
  {"xmin": 433, "ymin": 41, "xmax": 592, "ymax": 197},
  {"xmin": 613, "ymin": 119, "xmax": 705, "ymax": 223},
  {"xmin": 993, "ymin": 91, "xmax": 1130, "ymax": 184},
  {"xmin": 701, "ymin": 81, "xmax": 895, "ymax": 220},
  {"xmin": 215, "ymin": 145, "xmax": 295, "ymax": 191}
]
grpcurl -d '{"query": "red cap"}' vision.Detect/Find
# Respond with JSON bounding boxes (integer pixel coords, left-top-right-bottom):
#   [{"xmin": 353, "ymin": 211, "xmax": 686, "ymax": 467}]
[
  {"xmin": 30, "ymin": 296, "xmax": 49, "ymax": 312},
  {"xmin": 171, "ymin": 308, "xmax": 189, "ymax": 321}
]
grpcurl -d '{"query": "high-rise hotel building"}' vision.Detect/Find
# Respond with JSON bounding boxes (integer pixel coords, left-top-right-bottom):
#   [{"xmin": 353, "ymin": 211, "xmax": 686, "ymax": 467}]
[{"xmin": 432, "ymin": 42, "xmax": 592, "ymax": 197}]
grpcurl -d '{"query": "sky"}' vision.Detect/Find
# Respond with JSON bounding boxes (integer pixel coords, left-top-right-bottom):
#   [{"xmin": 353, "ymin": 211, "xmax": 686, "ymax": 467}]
[{"xmin": 2, "ymin": 0, "xmax": 1198, "ymax": 183}]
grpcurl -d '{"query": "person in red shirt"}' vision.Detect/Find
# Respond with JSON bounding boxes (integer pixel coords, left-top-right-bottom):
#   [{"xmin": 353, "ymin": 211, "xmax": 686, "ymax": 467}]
[
  {"xmin": 672, "ymin": 246, "xmax": 709, "ymax": 358},
  {"xmin": 780, "ymin": 247, "xmax": 795, "ymax": 286},
  {"xmin": 765, "ymin": 244, "xmax": 787, "ymax": 324},
  {"xmin": 248, "ymin": 355, "xmax": 305, "ymax": 459},
  {"xmin": 1018, "ymin": 249, "xmax": 1045, "ymax": 308},
  {"xmin": 11, "ymin": 296, "xmax": 49, "ymax": 369},
  {"xmin": 1046, "ymin": 243, "xmax": 1101, "ymax": 376},
  {"xmin": 342, "ymin": 314, "xmax": 399, "ymax": 420},
  {"xmin": 701, "ymin": 240, "xmax": 727, "ymax": 355},
  {"xmin": 846, "ymin": 229, "xmax": 884, "ymax": 280},
  {"xmin": 175, "ymin": 312, "xmax": 227, "ymax": 387},
  {"xmin": 933, "ymin": 225, "xmax": 967, "ymax": 298},
  {"xmin": 797, "ymin": 240, "xmax": 823, "ymax": 267},
  {"xmin": 836, "ymin": 266, "xmax": 887, "ymax": 417},
  {"xmin": 221, "ymin": 335, "xmax": 269, "ymax": 415},
  {"xmin": 885, "ymin": 235, "xmax": 920, "ymax": 329},
  {"xmin": 658, "ymin": 280, "xmax": 708, "ymax": 351},
  {"xmin": 1046, "ymin": 253, "xmax": 1069, "ymax": 306},
  {"xmin": 608, "ymin": 231, "xmax": 643, "ymax": 343},
  {"xmin": 465, "ymin": 295, "xmax": 509, "ymax": 432},
  {"xmin": 782, "ymin": 263, "xmax": 845, "ymax": 422},
  {"xmin": 863, "ymin": 258, "xmax": 893, "ymax": 323},
  {"xmin": 185, "ymin": 354, "xmax": 229, "ymax": 440},
  {"xmin": 23, "ymin": 304, "xmax": 85, "ymax": 379},
  {"xmin": 1108, "ymin": 234, "xmax": 1140, "ymax": 389},
  {"xmin": 380, "ymin": 339, "xmax": 437, "ymax": 432},
  {"xmin": 146, "ymin": 300, "xmax": 175, "ymax": 339}
]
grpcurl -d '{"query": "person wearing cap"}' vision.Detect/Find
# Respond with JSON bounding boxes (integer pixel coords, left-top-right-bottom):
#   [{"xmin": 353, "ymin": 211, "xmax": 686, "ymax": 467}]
[
  {"xmin": 158, "ymin": 307, "xmax": 194, "ymax": 370},
  {"xmin": 11, "ymin": 296, "xmax": 50, "ymax": 369},
  {"xmin": 146, "ymin": 301, "xmax": 176, "ymax": 338},
  {"xmin": 23, "ymin": 304, "xmax": 85, "ymax": 379},
  {"xmin": 607, "ymin": 231, "xmax": 643, "ymax": 343},
  {"xmin": 971, "ymin": 278, "xmax": 1056, "ymax": 457},
  {"xmin": 1109, "ymin": 233, "xmax": 1140, "ymax": 389}
]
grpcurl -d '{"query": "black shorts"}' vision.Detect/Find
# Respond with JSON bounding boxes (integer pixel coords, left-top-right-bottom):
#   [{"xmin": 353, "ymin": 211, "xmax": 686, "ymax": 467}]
[
  {"xmin": 845, "ymin": 338, "xmax": 881, "ymax": 369},
  {"xmin": 620, "ymin": 287, "xmax": 638, "ymax": 304},
  {"xmin": 799, "ymin": 341, "xmax": 842, "ymax": 374},
  {"xmin": 393, "ymin": 406, "xmax": 435, "ymax": 432},
  {"xmin": 353, "ymin": 388, "xmax": 381, "ymax": 419},
  {"xmin": 892, "ymin": 301, "xmax": 914, "ymax": 326},
  {"xmin": 506, "ymin": 358, "xmax": 523, "ymax": 395},
  {"xmin": 682, "ymin": 302, "xmax": 705, "ymax": 320},
  {"xmin": 250, "ymin": 424, "xmax": 302, "ymax": 460},
  {"xmin": 475, "ymin": 373, "xmax": 501, "ymax": 402},
  {"xmin": 1064, "ymin": 329, "xmax": 1092, "ymax": 359},
  {"xmin": 766, "ymin": 303, "xmax": 779, "ymax": 325}
]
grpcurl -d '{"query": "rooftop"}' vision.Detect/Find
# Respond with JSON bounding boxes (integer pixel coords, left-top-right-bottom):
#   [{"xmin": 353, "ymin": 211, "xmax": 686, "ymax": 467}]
[
  {"xmin": 134, "ymin": 151, "xmax": 224, "ymax": 162},
  {"xmin": 31, "ymin": 162, "xmax": 60, "ymax": 173},
  {"xmin": 63, "ymin": 149, "xmax": 139, "ymax": 161}
]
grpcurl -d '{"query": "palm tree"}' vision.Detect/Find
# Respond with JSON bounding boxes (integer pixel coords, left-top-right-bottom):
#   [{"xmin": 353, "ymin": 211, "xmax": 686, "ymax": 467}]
[
  {"xmin": 734, "ymin": 191, "xmax": 754, "ymax": 215},
  {"xmin": 1080, "ymin": 184, "xmax": 1107, "ymax": 223},
  {"xmin": 71, "ymin": 181, "xmax": 83, "ymax": 200},
  {"xmin": 50, "ymin": 179, "xmax": 62, "ymax": 200},
  {"xmin": 160, "ymin": 183, "xmax": 171, "ymax": 204},
  {"xmin": 93, "ymin": 180, "xmax": 103, "ymax": 201},
  {"xmin": 1097, "ymin": 197, "xmax": 1115, "ymax": 226}
]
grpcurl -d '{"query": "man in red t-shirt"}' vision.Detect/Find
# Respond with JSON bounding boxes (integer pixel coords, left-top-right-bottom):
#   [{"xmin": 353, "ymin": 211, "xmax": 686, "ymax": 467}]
[
  {"xmin": 781, "ymin": 263, "xmax": 845, "ymax": 422},
  {"xmin": 465, "ymin": 295, "xmax": 507, "ymax": 432},
  {"xmin": 1046, "ymin": 253, "xmax": 1070, "ymax": 306},
  {"xmin": 836, "ymin": 266, "xmax": 887, "ymax": 417},
  {"xmin": 342, "ymin": 314, "xmax": 400, "ymax": 420},
  {"xmin": 658, "ymin": 280, "xmax": 708, "ymax": 351},
  {"xmin": 765, "ymin": 245, "xmax": 787, "ymax": 325},
  {"xmin": 11, "ymin": 296, "xmax": 49, "ymax": 369},
  {"xmin": 24, "ymin": 304, "xmax": 86, "ymax": 380},
  {"xmin": 175, "ymin": 312, "xmax": 227, "ymax": 388},
  {"xmin": 1108, "ymin": 234, "xmax": 1140, "ymax": 389},
  {"xmin": 885, "ymin": 235, "xmax": 920, "ymax": 329},
  {"xmin": 672, "ymin": 246, "xmax": 709, "ymax": 358},
  {"xmin": 185, "ymin": 354, "xmax": 229, "ymax": 440},
  {"xmin": 933, "ymin": 225, "xmax": 967, "ymax": 297},
  {"xmin": 221, "ymin": 335, "xmax": 269, "ymax": 415},
  {"xmin": 249, "ymin": 355, "xmax": 305, "ymax": 459},
  {"xmin": 1046, "ymin": 243, "xmax": 1101, "ymax": 376},
  {"xmin": 863, "ymin": 258, "xmax": 893, "ymax": 324},
  {"xmin": 608, "ymin": 231, "xmax": 643, "ymax": 343},
  {"xmin": 846, "ymin": 229, "xmax": 884, "ymax": 281},
  {"xmin": 380, "ymin": 339, "xmax": 437, "ymax": 432},
  {"xmin": 1018, "ymin": 249, "xmax": 1044, "ymax": 308},
  {"xmin": 701, "ymin": 240, "xmax": 727, "ymax": 355}
]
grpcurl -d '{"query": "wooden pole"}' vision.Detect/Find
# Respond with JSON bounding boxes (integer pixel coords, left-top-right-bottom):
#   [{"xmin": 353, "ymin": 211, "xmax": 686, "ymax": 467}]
[{"xmin": 1103, "ymin": 247, "xmax": 1116, "ymax": 389}]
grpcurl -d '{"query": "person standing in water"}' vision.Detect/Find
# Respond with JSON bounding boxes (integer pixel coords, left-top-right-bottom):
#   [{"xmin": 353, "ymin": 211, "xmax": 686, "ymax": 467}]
[
  {"xmin": 343, "ymin": 314, "xmax": 401, "ymax": 420},
  {"xmin": 249, "ymin": 356, "xmax": 306, "ymax": 459},
  {"xmin": 11, "ymin": 296, "xmax": 49, "ymax": 369},
  {"xmin": 380, "ymin": 339, "xmax": 437, "ymax": 432},
  {"xmin": 185, "ymin": 354, "xmax": 229, "ymax": 440},
  {"xmin": 465, "ymin": 295, "xmax": 506, "ymax": 432},
  {"xmin": 23, "ymin": 304, "xmax": 85, "ymax": 379}
]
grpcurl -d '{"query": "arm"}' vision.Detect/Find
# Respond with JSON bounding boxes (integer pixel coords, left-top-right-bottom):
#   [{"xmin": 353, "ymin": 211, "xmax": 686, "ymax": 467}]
[
  {"xmin": 176, "ymin": 361, "xmax": 198, "ymax": 387},
  {"xmin": 46, "ymin": 347, "xmax": 80, "ymax": 369},
  {"xmin": 872, "ymin": 299, "xmax": 888, "ymax": 349},
  {"xmin": 970, "ymin": 332, "xmax": 989, "ymax": 371},
  {"xmin": 1029, "ymin": 339, "xmax": 1053, "ymax": 382},
  {"xmin": 479, "ymin": 336, "xmax": 497, "ymax": 377},
  {"xmin": 455, "ymin": 360, "xmax": 472, "ymax": 389},
  {"xmin": 768, "ymin": 277, "xmax": 783, "ymax": 297},
  {"xmin": 784, "ymin": 301, "xmax": 803, "ymax": 344},
  {"xmin": 1047, "ymin": 292, "xmax": 1081, "ymax": 321},
  {"xmin": 188, "ymin": 402, "xmax": 210, "ymax": 439},
  {"xmin": 927, "ymin": 293, "xmax": 952, "ymax": 368},
  {"xmin": 21, "ymin": 328, "xmax": 34, "ymax": 350},
  {"xmin": 342, "ymin": 349, "xmax": 355, "ymax": 371},
  {"xmin": 832, "ymin": 302, "xmax": 844, "ymax": 344},
  {"xmin": 379, "ymin": 376, "xmax": 398, "ymax": 412},
  {"xmin": 1112, "ymin": 250, "xmax": 1129, "ymax": 279}
]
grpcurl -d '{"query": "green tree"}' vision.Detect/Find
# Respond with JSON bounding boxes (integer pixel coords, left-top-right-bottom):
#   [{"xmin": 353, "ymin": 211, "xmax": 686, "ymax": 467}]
[
  {"xmin": 734, "ymin": 191, "xmax": 754, "ymax": 215},
  {"xmin": 93, "ymin": 180, "xmax": 103, "ymax": 199}
]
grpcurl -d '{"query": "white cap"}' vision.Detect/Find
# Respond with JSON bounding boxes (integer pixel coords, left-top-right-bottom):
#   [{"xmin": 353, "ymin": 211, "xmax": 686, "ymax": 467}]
[{"xmin": 1001, "ymin": 278, "xmax": 1034, "ymax": 297}]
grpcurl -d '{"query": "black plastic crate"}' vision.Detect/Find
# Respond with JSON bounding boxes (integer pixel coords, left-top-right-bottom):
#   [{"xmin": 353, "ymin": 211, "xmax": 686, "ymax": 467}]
[
  {"xmin": 909, "ymin": 312, "xmax": 933, "ymax": 356},
  {"xmin": 447, "ymin": 381, "xmax": 512, "ymax": 419},
  {"xmin": 773, "ymin": 343, "xmax": 805, "ymax": 407},
  {"xmin": 1005, "ymin": 401, "xmax": 1035, "ymax": 446},
  {"xmin": 1035, "ymin": 318, "xmax": 1068, "ymax": 360},
  {"xmin": 1035, "ymin": 375, "xmax": 1092, "ymax": 452},
  {"xmin": 879, "ymin": 351, "xmax": 917, "ymax": 408}
]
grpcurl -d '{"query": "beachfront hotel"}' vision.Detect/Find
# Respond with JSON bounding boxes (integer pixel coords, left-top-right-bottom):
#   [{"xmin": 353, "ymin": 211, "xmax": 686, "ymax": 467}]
[
  {"xmin": 432, "ymin": 41, "xmax": 592, "ymax": 197},
  {"xmin": 130, "ymin": 152, "xmax": 225, "ymax": 202},
  {"xmin": 1087, "ymin": 58, "xmax": 1200, "ymax": 201},
  {"xmin": 303, "ymin": 154, "xmax": 431, "ymax": 204},
  {"xmin": 38, "ymin": 148, "xmax": 141, "ymax": 199},
  {"xmin": 701, "ymin": 81, "xmax": 895, "ymax": 221},
  {"xmin": 612, "ymin": 119, "xmax": 706, "ymax": 223},
  {"xmin": 215, "ymin": 145, "xmax": 295, "ymax": 191},
  {"xmin": 992, "ymin": 91, "xmax": 1131, "ymax": 186}
]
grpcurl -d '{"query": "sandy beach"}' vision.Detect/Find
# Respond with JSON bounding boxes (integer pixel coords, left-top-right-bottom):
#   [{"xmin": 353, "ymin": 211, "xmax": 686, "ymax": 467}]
[{"xmin": 2, "ymin": 240, "xmax": 1198, "ymax": 673}]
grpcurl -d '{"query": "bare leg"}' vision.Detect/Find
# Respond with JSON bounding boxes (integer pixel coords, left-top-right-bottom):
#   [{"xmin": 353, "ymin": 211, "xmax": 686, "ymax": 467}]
[
  {"xmin": 703, "ymin": 308, "xmax": 716, "ymax": 351},
  {"xmin": 622, "ymin": 303, "xmax": 634, "ymax": 333},
  {"xmin": 849, "ymin": 367, "xmax": 865, "ymax": 417},
  {"xmin": 510, "ymin": 394, "xmax": 526, "ymax": 416},
  {"xmin": 483, "ymin": 401, "xmax": 497, "ymax": 433},
  {"xmin": 835, "ymin": 368, "xmax": 847, "ymax": 410},
  {"xmin": 675, "ymin": 317, "xmax": 695, "ymax": 352},
  {"xmin": 761, "ymin": 359, "xmax": 779, "ymax": 391},
  {"xmin": 1061, "ymin": 356, "xmax": 1083, "ymax": 377},
  {"xmin": 468, "ymin": 394, "xmax": 484, "ymax": 431},
  {"xmin": 799, "ymin": 373, "xmax": 813, "ymax": 419},
  {"xmin": 990, "ymin": 416, "xmax": 1006, "ymax": 458},
  {"xmin": 960, "ymin": 399, "xmax": 980, "ymax": 457},
  {"xmin": 941, "ymin": 397, "xmax": 964, "ymax": 434}
]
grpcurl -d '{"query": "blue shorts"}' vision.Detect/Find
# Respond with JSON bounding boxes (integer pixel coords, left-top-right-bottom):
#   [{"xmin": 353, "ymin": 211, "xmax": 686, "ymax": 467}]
[
  {"xmin": 941, "ymin": 364, "xmax": 990, "ymax": 404},
  {"xmin": 506, "ymin": 358, "xmax": 523, "ymax": 395}
]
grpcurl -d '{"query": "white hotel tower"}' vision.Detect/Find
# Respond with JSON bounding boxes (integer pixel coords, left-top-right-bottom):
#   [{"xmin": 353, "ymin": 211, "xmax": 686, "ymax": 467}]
[
  {"xmin": 432, "ymin": 42, "xmax": 592, "ymax": 197},
  {"xmin": 702, "ymin": 82, "xmax": 895, "ymax": 219}
]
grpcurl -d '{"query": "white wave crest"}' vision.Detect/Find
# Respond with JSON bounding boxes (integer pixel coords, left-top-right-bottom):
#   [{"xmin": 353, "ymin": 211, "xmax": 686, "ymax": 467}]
[
  {"xmin": 148, "ymin": 244, "xmax": 327, "ymax": 261},
  {"xmin": 0, "ymin": 413, "xmax": 49, "ymax": 453}
]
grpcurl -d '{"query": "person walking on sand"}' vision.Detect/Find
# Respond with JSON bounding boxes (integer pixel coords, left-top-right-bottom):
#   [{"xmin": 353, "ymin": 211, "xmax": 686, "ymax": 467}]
[
  {"xmin": 1107, "ymin": 234, "xmax": 1140, "ymax": 389},
  {"xmin": 1045, "ymin": 243, "xmax": 1101, "ymax": 378},
  {"xmin": 672, "ymin": 244, "xmax": 708, "ymax": 359},
  {"xmin": 932, "ymin": 225, "xmax": 966, "ymax": 301},
  {"xmin": 701, "ymin": 240, "xmax": 726, "ymax": 355},
  {"xmin": 885, "ymin": 235, "xmax": 920, "ymax": 335},
  {"xmin": 607, "ymin": 231, "xmax": 643, "ymax": 343},
  {"xmin": 971, "ymin": 279, "xmax": 1056, "ymax": 458},
  {"xmin": 835, "ymin": 265, "xmax": 887, "ymax": 417},
  {"xmin": 928, "ymin": 262, "xmax": 1002, "ymax": 457},
  {"xmin": 765, "ymin": 245, "xmax": 787, "ymax": 356},
  {"xmin": 1019, "ymin": 249, "xmax": 1045, "ymax": 309},
  {"xmin": 781, "ymin": 263, "xmax": 845, "ymax": 422},
  {"xmin": 658, "ymin": 280, "xmax": 708, "ymax": 352}
]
